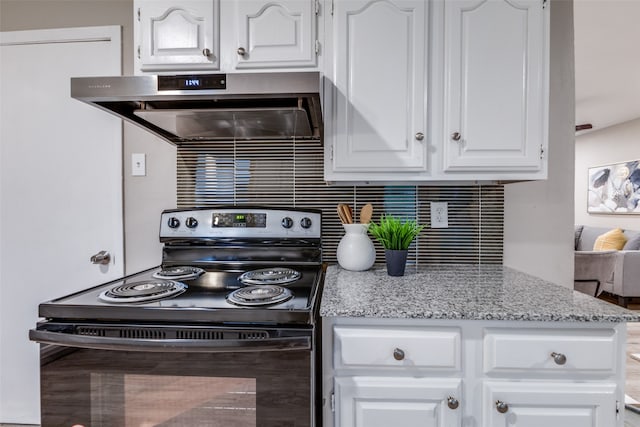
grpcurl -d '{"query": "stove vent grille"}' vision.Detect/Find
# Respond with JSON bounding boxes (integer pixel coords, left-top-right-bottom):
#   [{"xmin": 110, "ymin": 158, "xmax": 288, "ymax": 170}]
[
  {"xmin": 120, "ymin": 328, "xmax": 167, "ymax": 339},
  {"xmin": 75, "ymin": 326, "xmax": 269, "ymax": 341}
]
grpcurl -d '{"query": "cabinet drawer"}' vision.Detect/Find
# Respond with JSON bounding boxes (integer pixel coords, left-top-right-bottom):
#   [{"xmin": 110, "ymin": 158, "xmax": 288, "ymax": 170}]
[
  {"xmin": 483, "ymin": 328, "xmax": 617, "ymax": 375},
  {"xmin": 334, "ymin": 326, "xmax": 461, "ymax": 370}
]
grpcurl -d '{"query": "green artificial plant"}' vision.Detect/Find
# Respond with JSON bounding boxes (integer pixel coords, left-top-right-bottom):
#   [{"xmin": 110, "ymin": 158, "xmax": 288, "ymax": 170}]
[{"xmin": 367, "ymin": 214, "xmax": 424, "ymax": 250}]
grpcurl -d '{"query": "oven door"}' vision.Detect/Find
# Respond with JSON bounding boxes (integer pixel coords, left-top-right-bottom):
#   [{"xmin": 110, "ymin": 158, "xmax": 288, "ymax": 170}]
[{"xmin": 30, "ymin": 322, "xmax": 317, "ymax": 427}]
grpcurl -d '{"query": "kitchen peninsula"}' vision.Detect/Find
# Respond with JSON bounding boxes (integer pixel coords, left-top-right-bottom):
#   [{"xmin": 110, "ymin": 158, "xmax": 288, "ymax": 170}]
[{"xmin": 320, "ymin": 264, "xmax": 640, "ymax": 427}]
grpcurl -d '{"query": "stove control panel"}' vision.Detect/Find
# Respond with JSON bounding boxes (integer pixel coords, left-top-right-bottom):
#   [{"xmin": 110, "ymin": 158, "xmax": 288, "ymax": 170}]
[{"xmin": 160, "ymin": 208, "xmax": 321, "ymax": 239}]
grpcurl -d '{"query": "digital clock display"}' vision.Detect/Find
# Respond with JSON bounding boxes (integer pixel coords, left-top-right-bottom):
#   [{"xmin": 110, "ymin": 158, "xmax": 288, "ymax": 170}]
[
  {"xmin": 212, "ymin": 213, "xmax": 266, "ymax": 228},
  {"xmin": 184, "ymin": 78, "xmax": 201, "ymax": 87},
  {"xmin": 157, "ymin": 74, "xmax": 227, "ymax": 91}
]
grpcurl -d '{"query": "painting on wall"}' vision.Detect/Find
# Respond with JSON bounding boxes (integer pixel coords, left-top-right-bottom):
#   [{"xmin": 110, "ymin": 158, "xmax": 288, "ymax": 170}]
[{"xmin": 588, "ymin": 160, "xmax": 640, "ymax": 214}]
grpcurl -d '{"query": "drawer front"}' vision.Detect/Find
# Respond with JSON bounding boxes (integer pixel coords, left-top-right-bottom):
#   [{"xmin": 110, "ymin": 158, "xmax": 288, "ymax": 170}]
[
  {"xmin": 483, "ymin": 328, "xmax": 617, "ymax": 375},
  {"xmin": 334, "ymin": 326, "xmax": 461, "ymax": 370}
]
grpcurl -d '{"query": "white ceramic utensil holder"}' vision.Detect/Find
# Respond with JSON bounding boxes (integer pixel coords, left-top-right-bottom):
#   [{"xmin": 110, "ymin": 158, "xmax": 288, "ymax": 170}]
[{"xmin": 336, "ymin": 223, "xmax": 376, "ymax": 271}]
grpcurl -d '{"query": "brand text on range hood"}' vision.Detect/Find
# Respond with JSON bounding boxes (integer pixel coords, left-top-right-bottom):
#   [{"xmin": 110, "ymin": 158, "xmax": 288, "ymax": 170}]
[{"xmin": 71, "ymin": 72, "xmax": 323, "ymax": 144}]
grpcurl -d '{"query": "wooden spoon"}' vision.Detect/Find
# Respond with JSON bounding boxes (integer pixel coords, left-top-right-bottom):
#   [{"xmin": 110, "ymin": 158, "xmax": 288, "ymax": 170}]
[
  {"xmin": 345, "ymin": 204, "xmax": 353, "ymax": 224},
  {"xmin": 337, "ymin": 204, "xmax": 348, "ymax": 224},
  {"xmin": 337, "ymin": 203, "xmax": 353, "ymax": 224},
  {"xmin": 360, "ymin": 203, "xmax": 373, "ymax": 224}
]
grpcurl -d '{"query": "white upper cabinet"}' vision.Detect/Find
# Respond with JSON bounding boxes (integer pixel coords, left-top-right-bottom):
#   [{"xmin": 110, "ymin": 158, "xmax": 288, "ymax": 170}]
[
  {"xmin": 231, "ymin": 0, "xmax": 319, "ymax": 69},
  {"xmin": 135, "ymin": 0, "xmax": 321, "ymax": 74},
  {"xmin": 325, "ymin": 0, "xmax": 429, "ymax": 181},
  {"xmin": 135, "ymin": 0, "xmax": 220, "ymax": 73},
  {"xmin": 441, "ymin": 0, "xmax": 548, "ymax": 178},
  {"xmin": 324, "ymin": 0, "xmax": 550, "ymax": 182}
]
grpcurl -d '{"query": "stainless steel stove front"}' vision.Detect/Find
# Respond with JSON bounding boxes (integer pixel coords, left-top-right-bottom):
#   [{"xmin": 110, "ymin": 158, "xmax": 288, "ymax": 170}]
[{"xmin": 29, "ymin": 207, "xmax": 324, "ymax": 427}]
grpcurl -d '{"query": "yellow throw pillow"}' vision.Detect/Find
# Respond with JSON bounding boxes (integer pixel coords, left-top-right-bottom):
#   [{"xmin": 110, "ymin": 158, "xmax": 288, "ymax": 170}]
[{"xmin": 593, "ymin": 228, "xmax": 627, "ymax": 251}]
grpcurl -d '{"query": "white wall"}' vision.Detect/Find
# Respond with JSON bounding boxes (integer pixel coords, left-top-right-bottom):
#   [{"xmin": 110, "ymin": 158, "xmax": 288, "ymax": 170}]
[
  {"xmin": 0, "ymin": 0, "xmax": 177, "ymax": 273},
  {"xmin": 503, "ymin": 0, "xmax": 576, "ymax": 288},
  {"xmin": 575, "ymin": 118, "xmax": 640, "ymax": 231},
  {"xmin": 124, "ymin": 124, "xmax": 177, "ymax": 273}
]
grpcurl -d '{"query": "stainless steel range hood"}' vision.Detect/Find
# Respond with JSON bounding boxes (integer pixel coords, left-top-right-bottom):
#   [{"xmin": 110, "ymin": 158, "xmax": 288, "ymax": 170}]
[{"xmin": 71, "ymin": 72, "xmax": 322, "ymax": 144}]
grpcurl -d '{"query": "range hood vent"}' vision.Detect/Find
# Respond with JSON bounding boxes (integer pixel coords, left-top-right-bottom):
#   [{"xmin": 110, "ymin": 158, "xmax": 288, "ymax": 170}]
[{"xmin": 71, "ymin": 72, "xmax": 322, "ymax": 144}]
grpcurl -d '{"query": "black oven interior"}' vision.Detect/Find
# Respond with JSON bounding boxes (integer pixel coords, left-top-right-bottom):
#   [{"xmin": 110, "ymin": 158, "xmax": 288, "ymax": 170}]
[{"xmin": 40, "ymin": 348, "xmax": 312, "ymax": 427}]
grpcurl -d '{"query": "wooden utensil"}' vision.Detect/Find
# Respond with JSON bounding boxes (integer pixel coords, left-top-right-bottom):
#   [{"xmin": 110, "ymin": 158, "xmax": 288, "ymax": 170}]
[
  {"xmin": 337, "ymin": 203, "xmax": 353, "ymax": 224},
  {"xmin": 345, "ymin": 204, "xmax": 353, "ymax": 224},
  {"xmin": 360, "ymin": 203, "xmax": 373, "ymax": 224},
  {"xmin": 337, "ymin": 204, "xmax": 348, "ymax": 224}
]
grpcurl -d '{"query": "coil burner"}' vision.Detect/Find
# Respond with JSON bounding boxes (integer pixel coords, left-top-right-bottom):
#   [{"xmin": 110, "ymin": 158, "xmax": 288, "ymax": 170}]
[
  {"xmin": 153, "ymin": 266, "xmax": 205, "ymax": 280},
  {"xmin": 226, "ymin": 285, "xmax": 293, "ymax": 306},
  {"xmin": 238, "ymin": 267, "xmax": 301, "ymax": 286},
  {"xmin": 99, "ymin": 280, "xmax": 187, "ymax": 303}
]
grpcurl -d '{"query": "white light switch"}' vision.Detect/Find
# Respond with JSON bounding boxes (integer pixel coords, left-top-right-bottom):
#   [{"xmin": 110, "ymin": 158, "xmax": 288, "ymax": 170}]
[
  {"xmin": 430, "ymin": 202, "xmax": 449, "ymax": 228},
  {"xmin": 132, "ymin": 153, "xmax": 146, "ymax": 176}
]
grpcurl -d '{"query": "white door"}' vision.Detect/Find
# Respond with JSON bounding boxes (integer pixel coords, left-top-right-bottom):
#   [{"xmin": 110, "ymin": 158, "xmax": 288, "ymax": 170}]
[
  {"xmin": 232, "ymin": 0, "xmax": 318, "ymax": 69},
  {"xmin": 443, "ymin": 0, "xmax": 547, "ymax": 173},
  {"xmin": 329, "ymin": 0, "xmax": 428, "ymax": 174},
  {"xmin": 483, "ymin": 381, "xmax": 617, "ymax": 427},
  {"xmin": 0, "ymin": 26, "xmax": 123, "ymax": 423},
  {"xmin": 335, "ymin": 376, "xmax": 462, "ymax": 427}
]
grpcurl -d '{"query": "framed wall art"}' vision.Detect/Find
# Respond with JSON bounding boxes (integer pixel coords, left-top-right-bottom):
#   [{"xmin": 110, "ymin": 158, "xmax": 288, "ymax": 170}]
[{"xmin": 588, "ymin": 160, "xmax": 640, "ymax": 214}]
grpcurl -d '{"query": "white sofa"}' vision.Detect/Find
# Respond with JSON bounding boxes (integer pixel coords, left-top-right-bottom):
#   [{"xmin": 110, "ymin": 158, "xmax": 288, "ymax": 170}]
[{"xmin": 575, "ymin": 225, "xmax": 640, "ymax": 307}]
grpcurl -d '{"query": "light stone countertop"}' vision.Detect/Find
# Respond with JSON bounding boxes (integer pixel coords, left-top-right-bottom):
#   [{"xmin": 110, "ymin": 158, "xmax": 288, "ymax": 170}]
[{"xmin": 319, "ymin": 264, "xmax": 640, "ymax": 322}]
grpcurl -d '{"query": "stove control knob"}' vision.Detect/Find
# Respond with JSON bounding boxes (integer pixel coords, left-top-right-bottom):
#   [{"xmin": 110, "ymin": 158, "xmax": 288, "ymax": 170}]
[
  {"xmin": 185, "ymin": 217, "xmax": 198, "ymax": 228},
  {"xmin": 300, "ymin": 217, "xmax": 313, "ymax": 229},
  {"xmin": 281, "ymin": 217, "xmax": 294, "ymax": 229},
  {"xmin": 167, "ymin": 217, "xmax": 180, "ymax": 228}
]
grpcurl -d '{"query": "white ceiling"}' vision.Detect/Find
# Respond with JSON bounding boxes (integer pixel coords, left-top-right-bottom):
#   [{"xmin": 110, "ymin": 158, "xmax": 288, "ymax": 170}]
[{"xmin": 574, "ymin": 0, "xmax": 640, "ymax": 133}]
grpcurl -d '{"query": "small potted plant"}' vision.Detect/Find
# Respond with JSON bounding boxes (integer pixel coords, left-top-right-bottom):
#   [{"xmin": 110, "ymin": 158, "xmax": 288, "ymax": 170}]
[{"xmin": 367, "ymin": 214, "xmax": 424, "ymax": 276}]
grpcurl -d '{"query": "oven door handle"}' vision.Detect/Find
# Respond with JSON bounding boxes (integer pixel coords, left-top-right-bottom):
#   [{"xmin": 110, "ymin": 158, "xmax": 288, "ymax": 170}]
[{"xmin": 29, "ymin": 329, "xmax": 311, "ymax": 353}]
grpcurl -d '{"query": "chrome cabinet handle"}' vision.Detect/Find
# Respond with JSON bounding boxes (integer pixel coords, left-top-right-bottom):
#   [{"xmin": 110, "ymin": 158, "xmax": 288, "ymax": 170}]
[
  {"xmin": 447, "ymin": 396, "xmax": 459, "ymax": 410},
  {"xmin": 90, "ymin": 250, "xmax": 110, "ymax": 265},
  {"xmin": 551, "ymin": 352, "xmax": 567, "ymax": 365},
  {"xmin": 393, "ymin": 348, "xmax": 405, "ymax": 361},
  {"xmin": 415, "ymin": 132, "xmax": 424, "ymax": 141},
  {"xmin": 237, "ymin": 47, "xmax": 247, "ymax": 56},
  {"xmin": 202, "ymin": 48, "xmax": 212, "ymax": 58},
  {"xmin": 451, "ymin": 132, "xmax": 461, "ymax": 141},
  {"xmin": 495, "ymin": 400, "xmax": 509, "ymax": 414}
]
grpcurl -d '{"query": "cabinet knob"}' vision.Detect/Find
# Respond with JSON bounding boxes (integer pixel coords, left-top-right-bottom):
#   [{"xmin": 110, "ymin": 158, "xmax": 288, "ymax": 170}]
[
  {"xmin": 393, "ymin": 348, "xmax": 405, "ymax": 361},
  {"xmin": 202, "ymin": 48, "xmax": 212, "ymax": 58},
  {"xmin": 447, "ymin": 396, "xmax": 459, "ymax": 410},
  {"xmin": 415, "ymin": 132, "xmax": 424, "ymax": 141},
  {"xmin": 451, "ymin": 132, "xmax": 462, "ymax": 141},
  {"xmin": 495, "ymin": 400, "xmax": 509, "ymax": 414},
  {"xmin": 550, "ymin": 352, "xmax": 567, "ymax": 365},
  {"xmin": 237, "ymin": 47, "xmax": 247, "ymax": 56}
]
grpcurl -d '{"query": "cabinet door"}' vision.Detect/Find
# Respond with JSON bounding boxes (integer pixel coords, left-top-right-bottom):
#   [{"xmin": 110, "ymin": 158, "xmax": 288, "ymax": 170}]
[
  {"xmin": 483, "ymin": 381, "xmax": 617, "ymax": 427},
  {"xmin": 329, "ymin": 0, "xmax": 428, "ymax": 174},
  {"xmin": 443, "ymin": 0, "xmax": 548, "ymax": 174},
  {"xmin": 335, "ymin": 377, "xmax": 461, "ymax": 427},
  {"xmin": 233, "ymin": 0, "xmax": 318, "ymax": 69},
  {"xmin": 136, "ymin": 0, "xmax": 219, "ymax": 72}
]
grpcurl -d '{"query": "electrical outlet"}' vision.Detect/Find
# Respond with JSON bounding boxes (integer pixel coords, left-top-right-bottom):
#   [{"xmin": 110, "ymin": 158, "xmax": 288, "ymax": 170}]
[
  {"xmin": 430, "ymin": 202, "xmax": 449, "ymax": 228},
  {"xmin": 132, "ymin": 153, "xmax": 146, "ymax": 176}
]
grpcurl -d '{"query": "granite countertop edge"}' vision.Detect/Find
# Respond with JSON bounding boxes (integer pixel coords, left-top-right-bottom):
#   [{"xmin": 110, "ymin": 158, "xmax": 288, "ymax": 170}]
[{"xmin": 319, "ymin": 264, "xmax": 640, "ymax": 323}]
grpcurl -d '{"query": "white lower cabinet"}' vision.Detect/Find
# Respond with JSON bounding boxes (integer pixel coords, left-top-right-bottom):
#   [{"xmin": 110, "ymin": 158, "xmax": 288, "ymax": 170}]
[
  {"xmin": 323, "ymin": 319, "xmax": 626, "ymax": 427},
  {"xmin": 483, "ymin": 381, "xmax": 617, "ymax": 427},
  {"xmin": 335, "ymin": 377, "xmax": 462, "ymax": 427}
]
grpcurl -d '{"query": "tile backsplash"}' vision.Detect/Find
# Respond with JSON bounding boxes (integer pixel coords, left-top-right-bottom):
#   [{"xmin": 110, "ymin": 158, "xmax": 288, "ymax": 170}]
[{"xmin": 177, "ymin": 140, "xmax": 503, "ymax": 265}]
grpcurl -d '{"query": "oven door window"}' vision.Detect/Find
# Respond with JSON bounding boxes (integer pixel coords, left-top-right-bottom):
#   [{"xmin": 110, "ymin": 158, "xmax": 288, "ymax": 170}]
[{"xmin": 41, "ymin": 348, "xmax": 311, "ymax": 427}]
